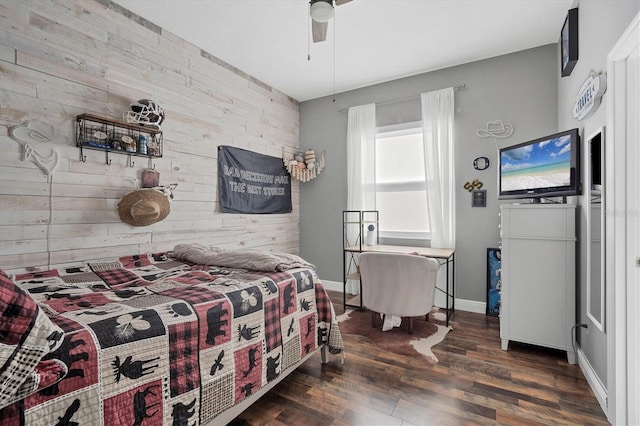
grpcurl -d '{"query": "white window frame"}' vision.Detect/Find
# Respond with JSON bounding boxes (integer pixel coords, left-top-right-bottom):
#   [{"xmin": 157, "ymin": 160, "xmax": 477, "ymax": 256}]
[{"xmin": 375, "ymin": 121, "xmax": 431, "ymax": 242}]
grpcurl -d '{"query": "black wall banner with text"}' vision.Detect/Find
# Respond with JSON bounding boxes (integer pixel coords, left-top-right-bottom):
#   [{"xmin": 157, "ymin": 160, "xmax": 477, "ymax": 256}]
[{"xmin": 218, "ymin": 145, "xmax": 292, "ymax": 214}]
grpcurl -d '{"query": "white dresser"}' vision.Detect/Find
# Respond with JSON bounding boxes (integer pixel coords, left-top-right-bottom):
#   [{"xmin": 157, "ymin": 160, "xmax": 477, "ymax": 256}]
[{"xmin": 499, "ymin": 204, "xmax": 577, "ymax": 364}]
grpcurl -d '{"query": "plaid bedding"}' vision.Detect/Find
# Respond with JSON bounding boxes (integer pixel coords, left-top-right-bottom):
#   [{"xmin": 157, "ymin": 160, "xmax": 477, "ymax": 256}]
[
  {"xmin": 0, "ymin": 252, "xmax": 342, "ymax": 425},
  {"xmin": 0, "ymin": 271, "xmax": 66, "ymax": 410}
]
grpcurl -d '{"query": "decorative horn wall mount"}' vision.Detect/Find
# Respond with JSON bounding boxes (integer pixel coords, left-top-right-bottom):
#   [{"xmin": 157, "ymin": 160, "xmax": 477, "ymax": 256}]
[
  {"xmin": 10, "ymin": 120, "xmax": 60, "ymax": 181},
  {"xmin": 282, "ymin": 148, "xmax": 325, "ymax": 182}
]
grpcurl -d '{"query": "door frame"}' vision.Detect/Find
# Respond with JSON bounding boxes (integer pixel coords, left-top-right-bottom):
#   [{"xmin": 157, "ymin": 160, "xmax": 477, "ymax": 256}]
[{"xmin": 606, "ymin": 12, "xmax": 639, "ymax": 425}]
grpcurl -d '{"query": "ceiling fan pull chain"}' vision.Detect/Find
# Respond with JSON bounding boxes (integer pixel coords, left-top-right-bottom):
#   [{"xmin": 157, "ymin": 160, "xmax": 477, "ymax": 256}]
[
  {"xmin": 307, "ymin": 3, "xmax": 311, "ymax": 61},
  {"xmin": 332, "ymin": 8, "xmax": 336, "ymax": 102}
]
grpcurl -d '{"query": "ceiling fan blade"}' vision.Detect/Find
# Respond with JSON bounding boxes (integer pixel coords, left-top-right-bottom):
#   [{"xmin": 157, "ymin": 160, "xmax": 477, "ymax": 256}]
[
  {"xmin": 312, "ymin": 19, "xmax": 328, "ymax": 43},
  {"xmin": 335, "ymin": 0, "xmax": 352, "ymax": 5}
]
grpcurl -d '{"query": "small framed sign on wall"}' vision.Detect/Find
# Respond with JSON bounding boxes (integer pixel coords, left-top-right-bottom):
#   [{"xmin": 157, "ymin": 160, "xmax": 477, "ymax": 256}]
[
  {"xmin": 561, "ymin": 7, "xmax": 579, "ymax": 77},
  {"xmin": 472, "ymin": 189, "xmax": 486, "ymax": 207}
]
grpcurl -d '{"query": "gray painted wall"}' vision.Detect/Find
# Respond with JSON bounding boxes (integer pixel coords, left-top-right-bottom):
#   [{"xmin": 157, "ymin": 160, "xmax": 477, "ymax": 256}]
[
  {"xmin": 299, "ymin": 44, "xmax": 558, "ymax": 304},
  {"xmin": 558, "ymin": 0, "xmax": 639, "ymax": 391}
]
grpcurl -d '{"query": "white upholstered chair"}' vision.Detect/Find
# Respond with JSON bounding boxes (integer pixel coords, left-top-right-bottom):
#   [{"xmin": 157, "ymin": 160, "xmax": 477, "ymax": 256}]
[{"xmin": 358, "ymin": 252, "xmax": 441, "ymax": 334}]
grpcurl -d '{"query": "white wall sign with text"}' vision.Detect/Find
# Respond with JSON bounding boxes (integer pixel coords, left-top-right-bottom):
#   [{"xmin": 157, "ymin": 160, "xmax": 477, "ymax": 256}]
[{"xmin": 573, "ymin": 70, "xmax": 607, "ymax": 121}]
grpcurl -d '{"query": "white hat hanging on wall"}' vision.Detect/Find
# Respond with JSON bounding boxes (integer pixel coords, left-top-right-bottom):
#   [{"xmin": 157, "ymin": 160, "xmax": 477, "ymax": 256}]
[
  {"xmin": 476, "ymin": 120, "xmax": 514, "ymax": 139},
  {"xmin": 10, "ymin": 120, "xmax": 54, "ymax": 143}
]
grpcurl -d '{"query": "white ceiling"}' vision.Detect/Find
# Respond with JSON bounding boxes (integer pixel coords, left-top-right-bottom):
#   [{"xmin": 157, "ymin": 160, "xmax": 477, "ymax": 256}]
[{"xmin": 112, "ymin": 0, "xmax": 574, "ymax": 102}]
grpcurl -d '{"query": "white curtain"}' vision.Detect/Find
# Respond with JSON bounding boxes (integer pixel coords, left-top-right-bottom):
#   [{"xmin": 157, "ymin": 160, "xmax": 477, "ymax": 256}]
[
  {"xmin": 421, "ymin": 88, "xmax": 455, "ymax": 304},
  {"xmin": 346, "ymin": 103, "xmax": 376, "ymax": 294},
  {"xmin": 421, "ymin": 88, "xmax": 455, "ymax": 250}
]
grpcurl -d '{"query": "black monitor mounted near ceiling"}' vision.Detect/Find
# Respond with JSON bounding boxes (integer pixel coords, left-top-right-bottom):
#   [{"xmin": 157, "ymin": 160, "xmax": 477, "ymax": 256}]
[{"xmin": 561, "ymin": 7, "xmax": 579, "ymax": 77}]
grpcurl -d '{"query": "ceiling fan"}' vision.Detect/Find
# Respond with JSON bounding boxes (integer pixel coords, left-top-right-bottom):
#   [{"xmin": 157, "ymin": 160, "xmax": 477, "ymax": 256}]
[{"xmin": 310, "ymin": 0, "xmax": 353, "ymax": 43}]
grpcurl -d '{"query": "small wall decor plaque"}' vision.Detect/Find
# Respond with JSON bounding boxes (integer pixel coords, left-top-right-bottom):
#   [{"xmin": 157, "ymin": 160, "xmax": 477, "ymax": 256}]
[
  {"xmin": 573, "ymin": 70, "xmax": 607, "ymax": 120},
  {"xmin": 472, "ymin": 190, "xmax": 487, "ymax": 207}
]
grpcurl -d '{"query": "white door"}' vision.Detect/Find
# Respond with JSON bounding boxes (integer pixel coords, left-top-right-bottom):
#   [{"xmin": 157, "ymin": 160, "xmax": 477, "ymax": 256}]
[
  {"xmin": 606, "ymin": 13, "xmax": 639, "ymax": 426},
  {"xmin": 626, "ymin": 41, "xmax": 639, "ymax": 426},
  {"xmin": 627, "ymin": 41, "xmax": 639, "ymax": 426}
]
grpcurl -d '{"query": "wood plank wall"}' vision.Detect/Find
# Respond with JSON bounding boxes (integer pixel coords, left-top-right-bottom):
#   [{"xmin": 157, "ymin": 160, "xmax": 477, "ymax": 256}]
[{"xmin": 0, "ymin": 0, "xmax": 300, "ymax": 274}]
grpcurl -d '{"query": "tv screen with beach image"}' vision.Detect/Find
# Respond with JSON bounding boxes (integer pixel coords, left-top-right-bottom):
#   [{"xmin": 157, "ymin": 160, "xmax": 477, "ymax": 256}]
[{"xmin": 501, "ymin": 134, "xmax": 572, "ymax": 191}]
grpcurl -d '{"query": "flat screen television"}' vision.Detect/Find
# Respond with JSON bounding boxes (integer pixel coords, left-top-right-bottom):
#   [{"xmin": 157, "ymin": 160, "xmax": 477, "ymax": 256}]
[{"xmin": 498, "ymin": 128, "xmax": 581, "ymax": 201}]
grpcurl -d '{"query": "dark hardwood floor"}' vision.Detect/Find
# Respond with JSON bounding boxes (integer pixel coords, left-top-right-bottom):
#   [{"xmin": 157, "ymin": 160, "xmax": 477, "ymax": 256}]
[{"xmin": 230, "ymin": 290, "xmax": 609, "ymax": 425}]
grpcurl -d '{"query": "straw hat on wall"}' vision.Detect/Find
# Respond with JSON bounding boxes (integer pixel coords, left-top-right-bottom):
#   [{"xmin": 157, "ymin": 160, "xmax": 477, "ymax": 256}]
[{"xmin": 118, "ymin": 188, "xmax": 170, "ymax": 226}]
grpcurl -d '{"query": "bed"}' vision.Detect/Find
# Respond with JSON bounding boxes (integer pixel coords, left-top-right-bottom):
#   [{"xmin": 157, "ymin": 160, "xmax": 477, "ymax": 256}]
[{"xmin": 0, "ymin": 244, "xmax": 343, "ymax": 425}]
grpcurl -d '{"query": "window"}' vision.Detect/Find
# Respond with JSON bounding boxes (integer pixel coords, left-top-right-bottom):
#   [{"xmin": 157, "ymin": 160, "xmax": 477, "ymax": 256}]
[{"xmin": 375, "ymin": 122, "xmax": 430, "ymax": 241}]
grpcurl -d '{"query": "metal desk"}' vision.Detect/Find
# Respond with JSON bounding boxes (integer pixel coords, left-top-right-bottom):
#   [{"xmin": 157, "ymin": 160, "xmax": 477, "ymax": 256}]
[{"xmin": 343, "ymin": 244, "xmax": 455, "ymax": 326}]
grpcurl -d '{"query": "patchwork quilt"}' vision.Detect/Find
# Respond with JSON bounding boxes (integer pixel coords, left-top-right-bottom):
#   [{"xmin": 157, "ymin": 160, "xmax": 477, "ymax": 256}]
[{"xmin": 0, "ymin": 252, "xmax": 342, "ymax": 425}]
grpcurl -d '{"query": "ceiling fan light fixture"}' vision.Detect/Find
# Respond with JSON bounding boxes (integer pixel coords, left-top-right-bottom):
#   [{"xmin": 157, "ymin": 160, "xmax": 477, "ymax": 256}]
[{"xmin": 310, "ymin": 0, "xmax": 334, "ymax": 23}]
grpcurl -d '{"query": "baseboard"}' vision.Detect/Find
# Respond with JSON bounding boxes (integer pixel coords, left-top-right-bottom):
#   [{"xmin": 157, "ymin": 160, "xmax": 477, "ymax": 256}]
[
  {"xmin": 435, "ymin": 291, "xmax": 485, "ymax": 314},
  {"xmin": 319, "ymin": 279, "xmax": 343, "ymax": 292},
  {"xmin": 577, "ymin": 347, "xmax": 608, "ymax": 417},
  {"xmin": 453, "ymin": 298, "xmax": 486, "ymax": 314},
  {"xmin": 320, "ymin": 278, "xmax": 487, "ymax": 314}
]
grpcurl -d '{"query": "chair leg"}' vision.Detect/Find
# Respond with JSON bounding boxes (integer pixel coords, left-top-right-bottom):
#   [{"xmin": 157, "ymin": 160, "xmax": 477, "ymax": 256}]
[
  {"xmin": 408, "ymin": 317, "xmax": 413, "ymax": 334},
  {"xmin": 371, "ymin": 311, "xmax": 377, "ymax": 328}
]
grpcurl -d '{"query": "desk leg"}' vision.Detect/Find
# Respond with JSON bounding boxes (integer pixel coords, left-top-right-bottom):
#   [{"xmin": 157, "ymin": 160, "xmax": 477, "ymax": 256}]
[
  {"xmin": 343, "ymin": 251, "xmax": 347, "ymax": 312},
  {"xmin": 445, "ymin": 253, "xmax": 455, "ymax": 327},
  {"xmin": 446, "ymin": 257, "xmax": 450, "ymax": 327},
  {"xmin": 452, "ymin": 253, "xmax": 455, "ymax": 314}
]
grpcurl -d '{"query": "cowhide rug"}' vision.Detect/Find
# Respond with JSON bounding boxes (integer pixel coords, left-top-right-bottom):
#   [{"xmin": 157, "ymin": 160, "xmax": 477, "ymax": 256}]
[{"xmin": 336, "ymin": 308, "xmax": 451, "ymax": 363}]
